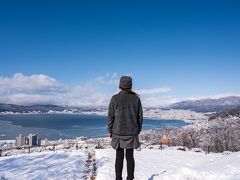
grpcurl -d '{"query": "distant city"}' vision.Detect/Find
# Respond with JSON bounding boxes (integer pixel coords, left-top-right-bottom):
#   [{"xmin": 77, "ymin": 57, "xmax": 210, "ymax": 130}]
[{"xmin": 15, "ymin": 134, "xmax": 48, "ymax": 147}]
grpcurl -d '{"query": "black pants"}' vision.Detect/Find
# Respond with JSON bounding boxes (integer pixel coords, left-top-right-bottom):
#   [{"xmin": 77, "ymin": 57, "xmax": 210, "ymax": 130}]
[{"xmin": 115, "ymin": 147, "xmax": 135, "ymax": 180}]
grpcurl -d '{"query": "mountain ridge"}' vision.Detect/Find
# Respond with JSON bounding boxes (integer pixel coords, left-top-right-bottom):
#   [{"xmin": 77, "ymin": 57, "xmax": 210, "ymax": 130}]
[
  {"xmin": 209, "ymin": 106, "xmax": 240, "ymax": 120},
  {"xmin": 1, "ymin": 96, "xmax": 240, "ymax": 113},
  {"xmin": 0, "ymin": 103, "xmax": 67, "ymax": 113},
  {"xmin": 169, "ymin": 96, "xmax": 240, "ymax": 112}
]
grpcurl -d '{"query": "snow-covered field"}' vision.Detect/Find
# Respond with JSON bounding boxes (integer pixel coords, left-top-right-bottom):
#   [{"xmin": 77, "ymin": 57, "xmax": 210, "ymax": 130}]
[
  {"xmin": 1, "ymin": 147, "xmax": 239, "ymax": 180},
  {"xmin": 0, "ymin": 150, "xmax": 88, "ymax": 180},
  {"xmin": 95, "ymin": 148, "xmax": 240, "ymax": 180}
]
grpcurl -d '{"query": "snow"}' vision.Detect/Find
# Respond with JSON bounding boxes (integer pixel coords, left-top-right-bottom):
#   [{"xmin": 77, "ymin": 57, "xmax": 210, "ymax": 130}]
[
  {"xmin": 0, "ymin": 150, "xmax": 87, "ymax": 180},
  {"xmin": 77, "ymin": 108, "xmax": 209, "ymax": 121},
  {"xmin": 95, "ymin": 147, "xmax": 240, "ymax": 180},
  {"xmin": 0, "ymin": 108, "xmax": 209, "ymax": 121},
  {"xmin": 143, "ymin": 109, "xmax": 208, "ymax": 121},
  {"xmin": 0, "ymin": 146, "xmax": 240, "ymax": 180},
  {"xmin": 0, "ymin": 140, "xmax": 15, "ymax": 144}
]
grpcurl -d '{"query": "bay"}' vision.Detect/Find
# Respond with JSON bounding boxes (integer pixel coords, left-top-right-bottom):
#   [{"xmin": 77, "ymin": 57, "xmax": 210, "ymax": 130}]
[{"xmin": 0, "ymin": 114, "xmax": 189, "ymax": 140}]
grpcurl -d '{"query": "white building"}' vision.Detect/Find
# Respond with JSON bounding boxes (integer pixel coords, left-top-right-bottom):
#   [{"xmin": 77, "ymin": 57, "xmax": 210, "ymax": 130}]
[
  {"xmin": 28, "ymin": 134, "xmax": 38, "ymax": 147},
  {"xmin": 15, "ymin": 134, "xmax": 27, "ymax": 147},
  {"xmin": 39, "ymin": 138, "xmax": 48, "ymax": 146}
]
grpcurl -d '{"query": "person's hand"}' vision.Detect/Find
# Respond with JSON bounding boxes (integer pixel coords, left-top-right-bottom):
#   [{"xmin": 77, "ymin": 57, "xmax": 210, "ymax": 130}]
[{"xmin": 109, "ymin": 133, "xmax": 112, "ymax": 139}]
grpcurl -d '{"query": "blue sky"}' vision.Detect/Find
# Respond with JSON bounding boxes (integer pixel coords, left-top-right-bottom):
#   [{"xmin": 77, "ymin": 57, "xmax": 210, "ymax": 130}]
[{"xmin": 0, "ymin": 1, "xmax": 240, "ymax": 107}]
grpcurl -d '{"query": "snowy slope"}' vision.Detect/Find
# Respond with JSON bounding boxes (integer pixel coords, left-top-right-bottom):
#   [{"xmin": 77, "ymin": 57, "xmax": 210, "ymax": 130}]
[
  {"xmin": 169, "ymin": 96, "xmax": 240, "ymax": 112},
  {"xmin": 95, "ymin": 148, "xmax": 240, "ymax": 180},
  {"xmin": 1, "ymin": 147, "xmax": 240, "ymax": 180},
  {"xmin": 0, "ymin": 150, "xmax": 87, "ymax": 180}
]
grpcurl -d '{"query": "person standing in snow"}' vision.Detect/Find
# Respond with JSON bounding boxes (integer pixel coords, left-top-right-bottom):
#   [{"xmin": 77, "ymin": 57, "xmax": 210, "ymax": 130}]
[{"xmin": 107, "ymin": 76, "xmax": 143, "ymax": 180}]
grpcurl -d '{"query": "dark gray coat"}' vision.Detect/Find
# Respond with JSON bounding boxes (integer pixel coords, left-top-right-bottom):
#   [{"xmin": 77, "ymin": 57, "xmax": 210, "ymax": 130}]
[{"xmin": 107, "ymin": 90, "xmax": 143, "ymax": 136}]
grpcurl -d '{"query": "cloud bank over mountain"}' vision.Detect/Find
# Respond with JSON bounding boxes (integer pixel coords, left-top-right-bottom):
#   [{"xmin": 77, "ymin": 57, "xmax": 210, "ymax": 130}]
[
  {"xmin": 0, "ymin": 73, "xmax": 174, "ymax": 107},
  {"xmin": 0, "ymin": 73, "xmax": 239, "ymax": 108}
]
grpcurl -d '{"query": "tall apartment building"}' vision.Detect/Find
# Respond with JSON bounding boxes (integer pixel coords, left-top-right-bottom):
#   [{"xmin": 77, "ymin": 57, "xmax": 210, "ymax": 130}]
[
  {"xmin": 28, "ymin": 134, "xmax": 38, "ymax": 147},
  {"xmin": 15, "ymin": 134, "xmax": 27, "ymax": 147}
]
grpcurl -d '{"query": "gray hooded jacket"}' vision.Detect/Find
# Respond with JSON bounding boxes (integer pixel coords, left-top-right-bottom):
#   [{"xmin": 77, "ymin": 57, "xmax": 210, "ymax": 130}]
[{"xmin": 107, "ymin": 90, "xmax": 143, "ymax": 136}]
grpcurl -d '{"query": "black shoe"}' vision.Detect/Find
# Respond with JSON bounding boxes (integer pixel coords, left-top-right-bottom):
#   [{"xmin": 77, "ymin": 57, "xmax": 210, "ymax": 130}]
[
  {"xmin": 116, "ymin": 177, "xmax": 123, "ymax": 180},
  {"xmin": 127, "ymin": 177, "xmax": 134, "ymax": 180}
]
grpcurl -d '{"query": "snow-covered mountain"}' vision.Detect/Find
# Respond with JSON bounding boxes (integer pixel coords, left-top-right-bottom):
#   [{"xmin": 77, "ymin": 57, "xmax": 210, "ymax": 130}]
[
  {"xmin": 0, "ymin": 103, "xmax": 68, "ymax": 113},
  {"xmin": 169, "ymin": 96, "xmax": 240, "ymax": 112},
  {"xmin": 0, "ymin": 103, "xmax": 207, "ymax": 121},
  {"xmin": 209, "ymin": 106, "xmax": 240, "ymax": 120},
  {"xmin": 1, "ymin": 96, "xmax": 240, "ymax": 117}
]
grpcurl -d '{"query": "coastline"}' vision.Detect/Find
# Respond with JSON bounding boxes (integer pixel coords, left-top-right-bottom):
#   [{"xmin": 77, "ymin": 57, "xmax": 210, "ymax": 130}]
[
  {"xmin": 0, "ymin": 112, "xmax": 198, "ymax": 141},
  {"xmin": 0, "ymin": 108, "xmax": 210, "ymax": 121}
]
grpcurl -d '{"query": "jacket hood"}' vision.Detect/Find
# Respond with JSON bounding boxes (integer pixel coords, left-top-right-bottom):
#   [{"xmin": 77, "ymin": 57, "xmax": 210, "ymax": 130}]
[{"xmin": 119, "ymin": 76, "xmax": 132, "ymax": 89}]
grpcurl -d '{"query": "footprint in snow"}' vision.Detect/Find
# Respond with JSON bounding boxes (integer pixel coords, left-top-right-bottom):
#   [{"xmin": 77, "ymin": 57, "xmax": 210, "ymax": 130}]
[{"xmin": 148, "ymin": 170, "xmax": 167, "ymax": 180}]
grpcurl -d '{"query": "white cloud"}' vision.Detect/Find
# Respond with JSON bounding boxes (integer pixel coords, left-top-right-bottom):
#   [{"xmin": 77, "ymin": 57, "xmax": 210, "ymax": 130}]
[
  {"xmin": 183, "ymin": 93, "xmax": 240, "ymax": 101},
  {"xmin": 1, "ymin": 73, "xmax": 238, "ymax": 108},
  {"xmin": 142, "ymin": 96, "xmax": 179, "ymax": 107},
  {"xmin": 0, "ymin": 73, "xmax": 66, "ymax": 94},
  {"xmin": 93, "ymin": 72, "xmax": 119, "ymax": 86},
  {"xmin": 59, "ymin": 84, "xmax": 110, "ymax": 107},
  {"xmin": 2, "ymin": 94, "xmax": 57, "ymax": 105},
  {"xmin": 135, "ymin": 87, "xmax": 172, "ymax": 95},
  {"xmin": 0, "ymin": 73, "xmax": 112, "ymax": 107}
]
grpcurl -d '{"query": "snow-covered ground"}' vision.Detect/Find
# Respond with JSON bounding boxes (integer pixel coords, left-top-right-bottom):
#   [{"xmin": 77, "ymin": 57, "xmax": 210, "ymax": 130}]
[
  {"xmin": 0, "ymin": 150, "xmax": 88, "ymax": 180},
  {"xmin": 95, "ymin": 147, "xmax": 240, "ymax": 180},
  {"xmin": 1, "ymin": 146, "xmax": 240, "ymax": 180}
]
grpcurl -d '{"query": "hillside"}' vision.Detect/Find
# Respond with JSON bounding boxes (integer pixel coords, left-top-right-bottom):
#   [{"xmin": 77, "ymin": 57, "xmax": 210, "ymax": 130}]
[
  {"xmin": 209, "ymin": 106, "xmax": 240, "ymax": 120},
  {"xmin": 169, "ymin": 96, "xmax": 240, "ymax": 112},
  {"xmin": 0, "ymin": 103, "xmax": 67, "ymax": 113}
]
